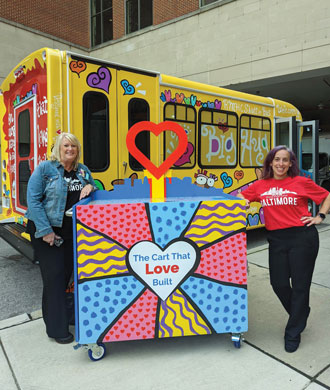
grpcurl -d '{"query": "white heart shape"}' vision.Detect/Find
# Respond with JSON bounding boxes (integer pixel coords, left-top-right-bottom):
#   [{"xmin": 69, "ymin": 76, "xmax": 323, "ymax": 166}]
[{"xmin": 127, "ymin": 239, "xmax": 199, "ymax": 301}]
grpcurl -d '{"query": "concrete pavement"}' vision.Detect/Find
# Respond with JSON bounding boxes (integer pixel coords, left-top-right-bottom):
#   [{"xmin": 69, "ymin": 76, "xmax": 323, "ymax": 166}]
[{"xmin": 1, "ymin": 219, "xmax": 330, "ymax": 390}]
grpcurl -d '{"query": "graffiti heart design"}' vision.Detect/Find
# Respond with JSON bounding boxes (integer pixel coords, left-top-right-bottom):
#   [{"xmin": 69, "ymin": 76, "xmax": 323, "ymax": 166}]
[
  {"xmin": 86, "ymin": 66, "xmax": 111, "ymax": 93},
  {"xmin": 234, "ymin": 170, "xmax": 244, "ymax": 182},
  {"xmin": 126, "ymin": 121, "xmax": 188, "ymax": 179},
  {"xmin": 190, "ymin": 94, "xmax": 197, "ymax": 107},
  {"xmin": 248, "ymin": 213, "xmax": 259, "ymax": 226},
  {"xmin": 220, "ymin": 172, "xmax": 233, "ymax": 189},
  {"xmin": 174, "ymin": 142, "xmax": 194, "ymax": 166},
  {"xmin": 121, "ymin": 79, "xmax": 135, "ymax": 95},
  {"xmin": 69, "ymin": 60, "xmax": 86, "ymax": 77},
  {"xmin": 127, "ymin": 240, "xmax": 199, "ymax": 301},
  {"xmin": 259, "ymin": 208, "xmax": 265, "ymax": 225},
  {"xmin": 175, "ymin": 92, "xmax": 184, "ymax": 104}
]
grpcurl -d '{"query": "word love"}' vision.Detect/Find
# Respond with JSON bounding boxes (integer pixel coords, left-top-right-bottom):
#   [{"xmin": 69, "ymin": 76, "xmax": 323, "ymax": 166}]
[
  {"xmin": 146, "ymin": 264, "xmax": 178, "ymax": 275},
  {"xmin": 127, "ymin": 240, "xmax": 199, "ymax": 301}
]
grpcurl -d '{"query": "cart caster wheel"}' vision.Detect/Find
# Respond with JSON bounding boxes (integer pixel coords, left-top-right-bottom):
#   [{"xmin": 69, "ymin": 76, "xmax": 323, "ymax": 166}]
[
  {"xmin": 231, "ymin": 333, "xmax": 242, "ymax": 349},
  {"xmin": 88, "ymin": 343, "xmax": 106, "ymax": 361}
]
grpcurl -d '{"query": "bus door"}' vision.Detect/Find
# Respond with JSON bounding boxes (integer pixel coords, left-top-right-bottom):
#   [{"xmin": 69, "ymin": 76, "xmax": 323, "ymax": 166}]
[
  {"xmin": 274, "ymin": 116, "xmax": 298, "ymax": 154},
  {"xmin": 69, "ymin": 56, "xmax": 118, "ymax": 191},
  {"xmin": 298, "ymin": 120, "xmax": 320, "ymax": 215},
  {"xmin": 117, "ymin": 70, "xmax": 159, "ymax": 181},
  {"xmin": 13, "ymin": 97, "xmax": 36, "ymax": 214}
]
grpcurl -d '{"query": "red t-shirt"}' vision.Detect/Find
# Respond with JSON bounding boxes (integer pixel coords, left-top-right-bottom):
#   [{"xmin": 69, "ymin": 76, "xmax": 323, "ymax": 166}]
[{"xmin": 241, "ymin": 176, "xmax": 329, "ymax": 230}]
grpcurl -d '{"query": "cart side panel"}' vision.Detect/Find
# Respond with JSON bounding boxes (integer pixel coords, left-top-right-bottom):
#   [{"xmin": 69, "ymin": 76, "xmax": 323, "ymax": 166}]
[{"xmin": 73, "ymin": 178, "xmax": 247, "ymax": 345}]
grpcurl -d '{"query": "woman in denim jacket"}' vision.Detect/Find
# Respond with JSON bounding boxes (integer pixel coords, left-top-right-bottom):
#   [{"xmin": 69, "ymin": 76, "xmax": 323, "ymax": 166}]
[{"xmin": 26, "ymin": 133, "xmax": 97, "ymax": 344}]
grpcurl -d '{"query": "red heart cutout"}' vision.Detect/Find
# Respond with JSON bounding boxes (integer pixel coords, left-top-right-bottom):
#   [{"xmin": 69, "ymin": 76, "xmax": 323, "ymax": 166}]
[{"xmin": 126, "ymin": 121, "xmax": 188, "ymax": 179}]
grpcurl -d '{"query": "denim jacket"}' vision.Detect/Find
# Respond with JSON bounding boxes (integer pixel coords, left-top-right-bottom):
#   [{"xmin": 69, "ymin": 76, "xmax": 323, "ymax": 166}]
[{"xmin": 25, "ymin": 160, "xmax": 97, "ymax": 238}]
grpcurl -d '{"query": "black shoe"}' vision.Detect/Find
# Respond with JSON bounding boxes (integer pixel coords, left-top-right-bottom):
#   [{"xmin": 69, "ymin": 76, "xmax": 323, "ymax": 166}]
[
  {"xmin": 285, "ymin": 335, "xmax": 300, "ymax": 353},
  {"xmin": 55, "ymin": 332, "xmax": 74, "ymax": 344}
]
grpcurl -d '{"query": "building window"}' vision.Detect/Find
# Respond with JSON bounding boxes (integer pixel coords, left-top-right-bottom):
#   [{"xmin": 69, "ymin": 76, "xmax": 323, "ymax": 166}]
[
  {"xmin": 126, "ymin": 0, "xmax": 153, "ymax": 34},
  {"xmin": 91, "ymin": 0, "xmax": 113, "ymax": 46},
  {"xmin": 200, "ymin": 0, "xmax": 220, "ymax": 6}
]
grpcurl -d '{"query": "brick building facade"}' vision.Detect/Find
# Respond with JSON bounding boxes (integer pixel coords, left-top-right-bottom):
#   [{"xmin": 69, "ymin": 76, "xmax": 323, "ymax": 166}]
[
  {"xmin": 152, "ymin": 0, "xmax": 199, "ymax": 26},
  {"xmin": 0, "ymin": 0, "xmax": 90, "ymax": 48},
  {"xmin": 0, "ymin": 0, "xmax": 202, "ymax": 48}
]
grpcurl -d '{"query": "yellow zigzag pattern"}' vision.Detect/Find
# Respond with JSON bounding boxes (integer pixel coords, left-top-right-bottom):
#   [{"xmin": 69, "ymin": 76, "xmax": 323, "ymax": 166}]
[
  {"xmin": 77, "ymin": 224, "xmax": 128, "ymax": 279},
  {"xmin": 158, "ymin": 291, "xmax": 210, "ymax": 338}
]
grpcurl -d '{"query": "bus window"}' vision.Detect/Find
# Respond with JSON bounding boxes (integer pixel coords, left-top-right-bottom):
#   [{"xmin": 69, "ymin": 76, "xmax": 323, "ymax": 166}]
[
  {"xmin": 164, "ymin": 103, "xmax": 196, "ymax": 168},
  {"xmin": 19, "ymin": 161, "xmax": 30, "ymax": 207},
  {"xmin": 18, "ymin": 110, "xmax": 30, "ymax": 157},
  {"xmin": 240, "ymin": 114, "xmax": 271, "ymax": 167},
  {"xmin": 128, "ymin": 98, "xmax": 150, "ymax": 171},
  {"xmin": 199, "ymin": 108, "xmax": 238, "ymax": 168},
  {"xmin": 18, "ymin": 109, "xmax": 31, "ymax": 207},
  {"xmin": 83, "ymin": 92, "xmax": 109, "ymax": 172}
]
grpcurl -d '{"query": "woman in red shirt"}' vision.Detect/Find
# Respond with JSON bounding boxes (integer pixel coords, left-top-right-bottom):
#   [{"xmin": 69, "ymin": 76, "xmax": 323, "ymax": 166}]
[{"xmin": 238, "ymin": 145, "xmax": 330, "ymax": 353}]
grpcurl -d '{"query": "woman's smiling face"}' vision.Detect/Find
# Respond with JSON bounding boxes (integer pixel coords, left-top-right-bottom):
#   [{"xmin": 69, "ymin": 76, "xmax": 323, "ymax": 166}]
[
  {"xmin": 60, "ymin": 137, "xmax": 78, "ymax": 167},
  {"xmin": 270, "ymin": 149, "xmax": 292, "ymax": 179}
]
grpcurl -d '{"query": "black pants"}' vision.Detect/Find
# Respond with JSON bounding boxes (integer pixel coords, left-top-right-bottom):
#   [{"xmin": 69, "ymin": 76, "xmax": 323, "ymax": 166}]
[
  {"xmin": 29, "ymin": 228, "xmax": 74, "ymax": 338},
  {"xmin": 267, "ymin": 225, "xmax": 319, "ymax": 341}
]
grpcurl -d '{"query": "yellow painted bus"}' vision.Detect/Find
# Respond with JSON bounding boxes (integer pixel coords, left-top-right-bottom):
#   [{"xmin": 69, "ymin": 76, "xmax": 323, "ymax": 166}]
[{"xmin": 0, "ymin": 47, "xmax": 314, "ymax": 258}]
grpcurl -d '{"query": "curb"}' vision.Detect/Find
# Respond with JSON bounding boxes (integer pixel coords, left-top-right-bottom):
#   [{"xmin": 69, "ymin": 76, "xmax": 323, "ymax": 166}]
[{"xmin": 0, "ymin": 310, "xmax": 42, "ymax": 331}]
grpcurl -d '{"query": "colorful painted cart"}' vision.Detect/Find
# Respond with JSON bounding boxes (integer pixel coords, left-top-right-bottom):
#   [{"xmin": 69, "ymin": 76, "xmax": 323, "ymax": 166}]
[{"xmin": 72, "ymin": 177, "xmax": 247, "ymax": 361}]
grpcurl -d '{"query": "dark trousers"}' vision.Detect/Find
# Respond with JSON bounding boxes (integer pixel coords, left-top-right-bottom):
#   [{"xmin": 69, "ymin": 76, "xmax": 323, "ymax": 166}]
[
  {"xmin": 30, "ymin": 234, "xmax": 74, "ymax": 338},
  {"xmin": 267, "ymin": 225, "xmax": 319, "ymax": 341}
]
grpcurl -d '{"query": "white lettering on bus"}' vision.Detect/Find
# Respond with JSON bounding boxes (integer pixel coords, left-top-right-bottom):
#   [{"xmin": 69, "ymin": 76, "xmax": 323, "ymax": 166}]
[
  {"xmin": 37, "ymin": 125, "xmax": 48, "ymax": 148},
  {"xmin": 201, "ymin": 125, "xmax": 236, "ymax": 165},
  {"xmin": 240, "ymin": 128, "xmax": 268, "ymax": 166},
  {"xmin": 8, "ymin": 113, "xmax": 14, "ymax": 125},
  {"xmin": 37, "ymin": 96, "xmax": 48, "ymax": 118}
]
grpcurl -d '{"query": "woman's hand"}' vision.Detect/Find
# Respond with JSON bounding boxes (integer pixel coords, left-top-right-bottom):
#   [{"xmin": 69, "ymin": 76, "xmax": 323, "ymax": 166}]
[
  {"xmin": 300, "ymin": 215, "xmax": 323, "ymax": 226},
  {"xmin": 236, "ymin": 193, "xmax": 250, "ymax": 209},
  {"xmin": 42, "ymin": 232, "xmax": 55, "ymax": 246},
  {"xmin": 80, "ymin": 184, "xmax": 94, "ymax": 200}
]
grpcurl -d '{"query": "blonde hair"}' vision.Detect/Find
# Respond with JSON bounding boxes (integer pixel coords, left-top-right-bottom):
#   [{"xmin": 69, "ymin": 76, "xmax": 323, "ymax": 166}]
[{"xmin": 50, "ymin": 132, "xmax": 81, "ymax": 170}]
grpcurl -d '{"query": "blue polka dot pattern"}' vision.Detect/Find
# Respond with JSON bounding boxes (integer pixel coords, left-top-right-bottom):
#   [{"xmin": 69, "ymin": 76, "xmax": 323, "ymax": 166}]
[
  {"xmin": 181, "ymin": 276, "xmax": 248, "ymax": 333},
  {"xmin": 77, "ymin": 276, "xmax": 144, "ymax": 343},
  {"xmin": 149, "ymin": 202, "xmax": 199, "ymax": 247}
]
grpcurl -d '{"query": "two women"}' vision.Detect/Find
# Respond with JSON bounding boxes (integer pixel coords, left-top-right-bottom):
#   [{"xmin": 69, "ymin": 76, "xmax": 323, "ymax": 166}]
[
  {"xmin": 26, "ymin": 133, "xmax": 96, "ymax": 344},
  {"xmin": 238, "ymin": 146, "xmax": 330, "ymax": 352}
]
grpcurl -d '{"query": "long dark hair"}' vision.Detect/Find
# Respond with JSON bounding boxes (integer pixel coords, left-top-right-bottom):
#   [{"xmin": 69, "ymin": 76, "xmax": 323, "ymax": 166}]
[{"xmin": 262, "ymin": 145, "xmax": 299, "ymax": 179}]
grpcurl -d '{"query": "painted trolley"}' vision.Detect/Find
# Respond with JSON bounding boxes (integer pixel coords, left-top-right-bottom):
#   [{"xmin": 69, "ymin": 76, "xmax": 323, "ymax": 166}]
[{"xmin": 72, "ymin": 177, "xmax": 247, "ymax": 361}]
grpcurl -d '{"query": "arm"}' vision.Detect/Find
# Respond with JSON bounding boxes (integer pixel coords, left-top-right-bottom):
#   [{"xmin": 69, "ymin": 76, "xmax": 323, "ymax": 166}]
[
  {"xmin": 79, "ymin": 165, "xmax": 98, "ymax": 200},
  {"xmin": 27, "ymin": 164, "xmax": 54, "ymax": 239},
  {"xmin": 301, "ymin": 192, "xmax": 330, "ymax": 226},
  {"xmin": 236, "ymin": 192, "xmax": 250, "ymax": 209},
  {"xmin": 80, "ymin": 183, "xmax": 95, "ymax": 200}
]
